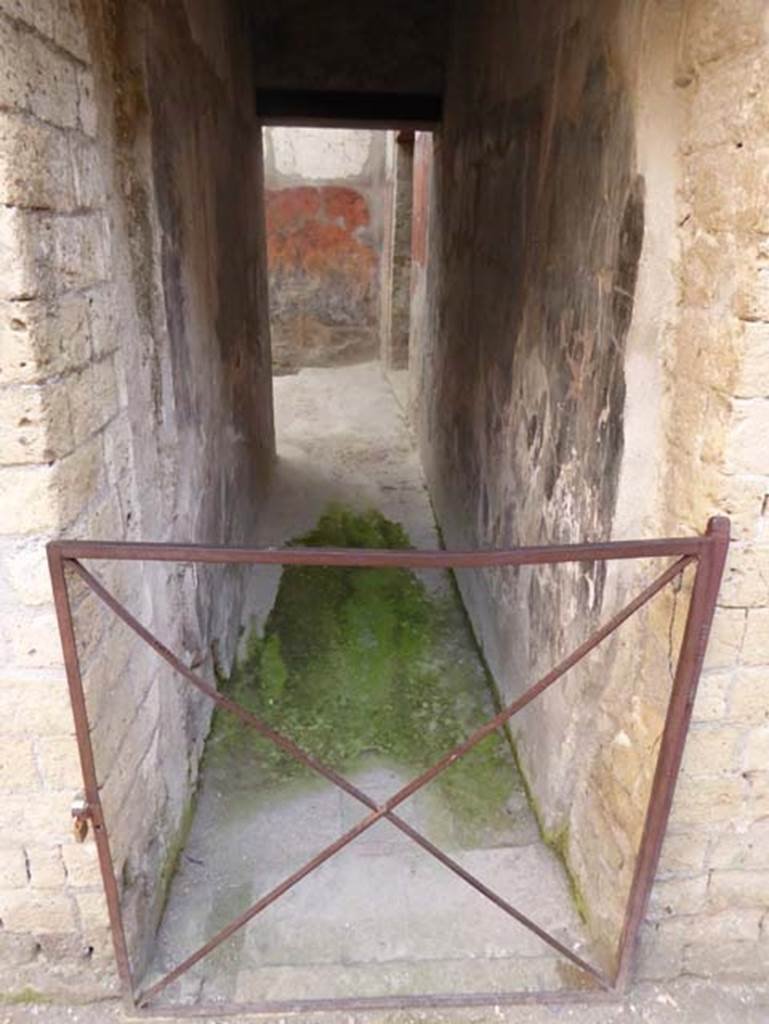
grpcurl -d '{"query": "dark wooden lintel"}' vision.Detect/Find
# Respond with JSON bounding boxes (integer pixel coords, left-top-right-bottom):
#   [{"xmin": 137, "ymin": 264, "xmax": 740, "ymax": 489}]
[{"xmin": 256, "ymin": 89, "xmax": 441, "ymax": 129}]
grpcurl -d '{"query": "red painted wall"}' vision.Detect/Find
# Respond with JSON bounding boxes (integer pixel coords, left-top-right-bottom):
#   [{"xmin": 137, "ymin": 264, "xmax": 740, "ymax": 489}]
[{"xmin": 265, "ymin": 184, "xmax": 380, "ymax": 371}]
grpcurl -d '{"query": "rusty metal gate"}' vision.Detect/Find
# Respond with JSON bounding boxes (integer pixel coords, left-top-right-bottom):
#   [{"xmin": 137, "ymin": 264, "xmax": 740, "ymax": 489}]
[{"xmin": 47, "ymin": 516, "xmax": 729, "ymax": 1015}]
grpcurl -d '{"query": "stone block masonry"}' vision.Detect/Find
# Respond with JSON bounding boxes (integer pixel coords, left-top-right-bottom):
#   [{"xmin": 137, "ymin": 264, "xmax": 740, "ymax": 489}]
[
  {"xmin": 640, "ymin": 0, "xmax": 769, "ymax": 983},
  {"xmin": 0, "ymin": 0, "xmax": 274, "ymax": 1000},
  {"xmin": 0, "ymin": 2, "xmax": 117, "ymax": 997}
]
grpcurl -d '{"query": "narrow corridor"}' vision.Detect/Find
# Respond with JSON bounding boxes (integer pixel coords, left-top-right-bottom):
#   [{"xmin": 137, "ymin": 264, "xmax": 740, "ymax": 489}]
[{"xmin": 145, "ymin": 364, "xmax": 592, "ymax": 1006}]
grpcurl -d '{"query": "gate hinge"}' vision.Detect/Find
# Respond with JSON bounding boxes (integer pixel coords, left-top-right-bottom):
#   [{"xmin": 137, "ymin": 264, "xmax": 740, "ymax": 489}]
[{"xmin": 71, "ymin": 796, "xmax": 91, "ymax": 843}]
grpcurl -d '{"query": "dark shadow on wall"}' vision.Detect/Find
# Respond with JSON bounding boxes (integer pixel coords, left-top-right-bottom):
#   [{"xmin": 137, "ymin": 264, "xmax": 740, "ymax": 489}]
[{"xmin": 409, "ymin": 0, "xmax": 647, "ymax": 964}]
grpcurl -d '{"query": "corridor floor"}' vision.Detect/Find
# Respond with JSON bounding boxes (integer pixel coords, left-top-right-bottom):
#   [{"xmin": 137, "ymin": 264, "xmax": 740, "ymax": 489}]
[{"xmin": 142, "ymin": 363, "xmax": 594, "ymax": 1009}]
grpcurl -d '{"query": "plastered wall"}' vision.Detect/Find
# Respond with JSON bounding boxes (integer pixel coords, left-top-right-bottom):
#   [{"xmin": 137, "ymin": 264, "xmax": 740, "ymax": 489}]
[
  {"xmin": 410, "ymin": 0, "xmax": 769, "ymax": 978},
  {"xmin": 0, "ymin": 0, "xmax": 273, "ymax": 997}
]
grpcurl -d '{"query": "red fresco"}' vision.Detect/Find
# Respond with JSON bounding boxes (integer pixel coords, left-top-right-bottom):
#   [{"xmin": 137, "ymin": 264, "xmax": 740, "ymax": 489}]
[
  {"xmin": 322, "ymin": 186, "xmax": 370, "ymax": 231},
  {"xmin": 265, "ymin": 185, "xmax": 376, "ymax": 292}
]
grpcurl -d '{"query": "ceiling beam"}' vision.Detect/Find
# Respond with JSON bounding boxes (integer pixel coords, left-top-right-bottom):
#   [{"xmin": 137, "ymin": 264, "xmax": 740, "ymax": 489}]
[{"xmin": 256, "ymin": 90, "xmax": 441, "ymax": 130}]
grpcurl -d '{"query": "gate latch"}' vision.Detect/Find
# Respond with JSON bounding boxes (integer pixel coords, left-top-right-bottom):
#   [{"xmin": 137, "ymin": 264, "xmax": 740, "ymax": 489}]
[{"xmin": 71, "ymin": 796, "xmax": 91, "ymax": 843}]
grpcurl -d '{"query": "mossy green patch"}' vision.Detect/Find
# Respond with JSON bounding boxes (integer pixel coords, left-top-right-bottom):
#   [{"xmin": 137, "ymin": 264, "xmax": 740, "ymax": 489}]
[
  {"xmin": 156, "ymin": 794, "xmax": 197, "ymax": 924},
  {"xmin": 208, "ymin": 505, "xmax": 519, "ymax": 831},
  {"xmin": 521, "ymin": 784, "xmax": 590, "ymax": 926},
  {"xmin": 548, "ymin": 827, "xmax": 590, "ymax": 926},
  {"xmin": 0, "ymin": 988, "xmax": 52, "ymax": 1005}
]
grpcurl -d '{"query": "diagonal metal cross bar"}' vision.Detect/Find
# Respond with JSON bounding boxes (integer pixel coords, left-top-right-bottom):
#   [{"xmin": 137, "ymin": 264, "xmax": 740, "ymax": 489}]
[
  {"xmin": 70, "ymin": 554, "xmax": 693, "ymax": 1006},
  {"xmin": 71, "ymin": 559, "xmax": 611, "ymax": 993}
]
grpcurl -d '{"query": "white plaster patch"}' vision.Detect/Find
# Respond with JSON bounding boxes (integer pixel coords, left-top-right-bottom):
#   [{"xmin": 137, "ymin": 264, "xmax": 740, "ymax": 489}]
[{"xmin": 269, "ymin": 127, "xmax": 372, "ymax": 180}]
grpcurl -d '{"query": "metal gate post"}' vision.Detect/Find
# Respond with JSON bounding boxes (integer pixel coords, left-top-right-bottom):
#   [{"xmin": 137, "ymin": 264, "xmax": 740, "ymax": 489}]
[
  {"xmin": 613, "ymin": 516, "xmax": 730, "ymax": 989},
  {"xmin": 47, "ymin": 545, "xmax": 136, "ymax": 1007}
]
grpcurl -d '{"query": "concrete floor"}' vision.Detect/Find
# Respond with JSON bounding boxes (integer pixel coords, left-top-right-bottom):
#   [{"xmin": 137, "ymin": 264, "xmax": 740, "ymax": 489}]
[
  {"xmin": 140, "ymin": 363, "xmax": 596, "ymax": 1010},
  {"xmin": 261, "ymin": 362, "xmax": 440, "ymax": 551},
  {"xmin": 4, "ymin": 979, "xmax": 769, "ymax": 1023}
]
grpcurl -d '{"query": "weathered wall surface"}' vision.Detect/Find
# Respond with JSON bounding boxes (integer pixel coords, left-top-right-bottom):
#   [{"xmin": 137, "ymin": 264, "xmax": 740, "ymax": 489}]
[
  {"xmin": 641, "ymin": 0, "xmax": 769, "ymax": 983},
  {"xmin": 0, "ymin": 0, "xmax": 273, "ymax": 998},
  {"xmin": 410, "ymin": 0, "xmax": 769, "ymax": 979},
  {"xmin": 379, "ymin": 132, "xmax": 414, "ymax": 370},
  {"xmin": 263, "ymin": 128, "xmax": 387, "ymax": 372},
  {"xmin": 411, "ymin": 5, "xmax": 647, "ymax": 966}
]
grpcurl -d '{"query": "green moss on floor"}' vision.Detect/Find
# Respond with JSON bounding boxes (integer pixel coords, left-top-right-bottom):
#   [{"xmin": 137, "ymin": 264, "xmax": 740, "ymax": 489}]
[
  {"xmin": 0, "ymin": 988, "xmax": 52, "ymax": 1005},
  {"xmin": 544, "ymin": 824, "xmax": 589, "ymax": 925},
  {"xmin": 519, "ymin": 779, "xmax": 590, "ymax": 926},
  {"xmin": 208, "ymin": 505, "xmax": 519, "ymax": 830},
  {"xmin": 155, "ymin": 794, "xmax": 198, "ymax": 926}
]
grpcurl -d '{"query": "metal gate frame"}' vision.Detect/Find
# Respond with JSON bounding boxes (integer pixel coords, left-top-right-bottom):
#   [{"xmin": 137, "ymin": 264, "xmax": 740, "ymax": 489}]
[{"xmin": 47, "ymin": 516, "xmax": 729, "ymax": 1016}]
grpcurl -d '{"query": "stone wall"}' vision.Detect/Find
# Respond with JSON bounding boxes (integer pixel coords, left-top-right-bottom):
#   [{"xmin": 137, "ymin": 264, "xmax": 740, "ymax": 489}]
[
  {"xmin": 263, "ymin": 127, "xmax": 387, "ymax": 372},
  {"xmin": 379, "ymin": 132, "xmax": 414, "ymax": 371},
  {"xmin": 410, "ymin": 0, "xmax": 769, "ymax": 980},
  {"xmin": 0, "ymin": 0, "xmax": 273, "ymax": 998},
  {"xmin": 644, "ymin": 0, "xmax": 769, "ymax": 982}
]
